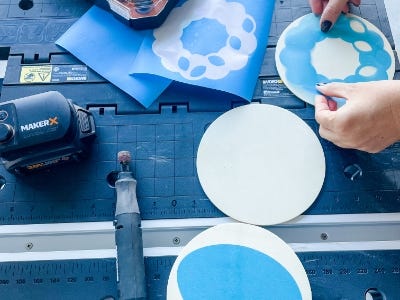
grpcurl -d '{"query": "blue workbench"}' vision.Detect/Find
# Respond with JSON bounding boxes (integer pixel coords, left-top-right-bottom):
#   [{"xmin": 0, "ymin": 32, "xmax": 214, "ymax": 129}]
[{"xmin": 0, "ymin": 0, "xmax": 399, "ymax": 299}]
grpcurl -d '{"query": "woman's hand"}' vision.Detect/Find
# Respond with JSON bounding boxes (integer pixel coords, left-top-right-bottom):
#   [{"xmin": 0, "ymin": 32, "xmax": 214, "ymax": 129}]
[
  {"xmin": 315, "ymin": 80, "xmax": 400, "ymax": 153},
  {"xmin": 309, "ymin": 0, "xmax": 361, "ymax": 32}
]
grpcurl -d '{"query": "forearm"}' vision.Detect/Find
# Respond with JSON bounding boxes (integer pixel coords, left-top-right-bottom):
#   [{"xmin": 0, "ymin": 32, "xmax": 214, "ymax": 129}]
[{"xmin": 387, "ymin": 80, "xmax": 400, "ymax": 134}]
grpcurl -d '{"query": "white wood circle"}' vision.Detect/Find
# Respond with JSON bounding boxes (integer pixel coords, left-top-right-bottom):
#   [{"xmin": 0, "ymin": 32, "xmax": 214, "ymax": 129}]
[{"xmin": 196, "ymin": 104, "xmax": 325, "ymax": 225}]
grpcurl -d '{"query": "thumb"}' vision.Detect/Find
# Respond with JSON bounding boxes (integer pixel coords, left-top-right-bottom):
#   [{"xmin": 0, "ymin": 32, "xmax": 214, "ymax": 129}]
[{"xmin": 320, "ymin": 0, "xmax": 348, "ymax": 32}]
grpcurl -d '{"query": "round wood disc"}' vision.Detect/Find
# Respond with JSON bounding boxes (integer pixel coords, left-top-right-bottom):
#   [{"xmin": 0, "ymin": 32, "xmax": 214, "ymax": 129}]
[
  {"xmin": 196, "ymin": 104, "xmax": 325, "ymax": 225},
  {"xmin": 275, "ymin": 13, "xmax": 395, "ymax": 105}
]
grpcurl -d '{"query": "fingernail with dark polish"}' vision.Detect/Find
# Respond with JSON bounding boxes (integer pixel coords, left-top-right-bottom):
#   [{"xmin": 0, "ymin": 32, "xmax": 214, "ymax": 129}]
[{"xmin": 321, "ymin": 20, "xmax": 332, "ymax": 32}]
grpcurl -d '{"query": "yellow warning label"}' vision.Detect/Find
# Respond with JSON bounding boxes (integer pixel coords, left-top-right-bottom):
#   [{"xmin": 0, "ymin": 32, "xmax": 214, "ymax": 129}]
[{"xmin": 20, "ymin": 65, "xmax": 52, "ymax": 83}]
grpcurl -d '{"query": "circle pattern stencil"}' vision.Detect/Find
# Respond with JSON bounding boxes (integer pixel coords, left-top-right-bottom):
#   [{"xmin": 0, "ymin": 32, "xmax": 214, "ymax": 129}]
[
  {"xmin": 153, "ymin": 0, "xmax": 257, "ymax": 80},
  {"xmin": 275, "ymin": 13, "xmax": 395, "ymax": 105}
]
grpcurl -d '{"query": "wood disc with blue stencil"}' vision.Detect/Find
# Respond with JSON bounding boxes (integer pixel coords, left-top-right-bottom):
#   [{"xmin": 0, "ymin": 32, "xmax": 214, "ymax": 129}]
[
  {"xmin": 167, "ymin": 223, "xmax": 312, "ymax": 300},
  {"xmin": 196, "ymin": 104, "xmax": 325, "ymax": 225},
  {"xmin": 275, "ymin": 13, "xmax": 395, "ymax": 105}
]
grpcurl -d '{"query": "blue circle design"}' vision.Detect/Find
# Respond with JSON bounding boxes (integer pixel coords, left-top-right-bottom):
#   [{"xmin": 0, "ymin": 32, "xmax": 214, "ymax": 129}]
[
  {"xmin": 177, "ymin": 244, "xmax": 302, "ymax": 300},
  {"xmin": 242, "ymin": 18, "xmax": 254, "ymax": 33},
  {"xmin": 208, "ymin": 55, "xmax": 225, "ymax": 66},
  {"xmin": 279, "ymin": 14, "xmax": 392, "ymax": 104},
  {"xmin": 229, "ymin": 36, "xmax": 242, "ymax": 50},
  {"xmin": 181, "ymin": 18, "xmax": 228, "ymax": 56},
  {"xmin": 190, "ymin": 65, "xmax": 207, "ymax": 78},
  {"xmin": 178, "ymin": 57, "xmax": 190, "ymax": 71}
]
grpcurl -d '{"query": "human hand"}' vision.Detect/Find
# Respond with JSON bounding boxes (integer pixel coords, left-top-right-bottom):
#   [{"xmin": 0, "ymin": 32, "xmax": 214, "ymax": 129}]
[
  {"xmin": 314, "ymin": 80, "xmax": 400, "ymax": 153},
  {"xmin": 309, "ymin": 0, "xmax": 361, "ymax": 32}
]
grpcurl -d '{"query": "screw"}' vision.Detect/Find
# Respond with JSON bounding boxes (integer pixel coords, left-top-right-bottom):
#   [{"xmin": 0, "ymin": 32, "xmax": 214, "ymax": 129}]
[
  {"xmin": 344, "ymin": 164, "xmax": 362, "ymax": 181},
  {"xmin": 25, "ymin": 242, "xmax": 34, "ymax": 250},
  {"xmin": 0, "ymin": 110, "xmax": 8, "ymax": 121},
  {"xmin": 0, "ymin": 176, "xmax": 5, "ymax": 190},
  {"xmin": 172, "ymin": 237, "xmax": 181, "ymax": 245},
  {"xmin": 320, "ymin": 233, "xmax": 328, "ymax": 240}
]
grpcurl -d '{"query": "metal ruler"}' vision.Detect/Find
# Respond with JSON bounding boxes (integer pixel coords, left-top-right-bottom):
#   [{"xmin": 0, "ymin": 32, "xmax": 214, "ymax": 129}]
[
  {"xmin": 0, "ymin": 216, "xmax": 399, "ymax": 299},
  {"xmin": 0, "ymin": 257, "xmax": 173, "ymax": 300}
]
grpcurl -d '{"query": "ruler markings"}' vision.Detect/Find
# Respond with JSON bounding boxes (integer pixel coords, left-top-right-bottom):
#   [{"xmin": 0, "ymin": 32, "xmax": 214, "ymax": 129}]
[{"xmin": 0, "ymin": 251, "xmax": 399, "ymax": 299}]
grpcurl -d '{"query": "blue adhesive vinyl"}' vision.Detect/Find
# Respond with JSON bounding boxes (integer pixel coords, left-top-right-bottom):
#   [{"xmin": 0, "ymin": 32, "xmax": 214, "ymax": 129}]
[
  {"xmin": 176, "ymin": 244, "xmax": 302, "ymax": 300},
  {"xmin": 130, "ymin": 0, "xmax": 275, "ymax": 101},
  {"xmin": 56, "ymin": 6, "xmax": 171, "ymax": 108}
]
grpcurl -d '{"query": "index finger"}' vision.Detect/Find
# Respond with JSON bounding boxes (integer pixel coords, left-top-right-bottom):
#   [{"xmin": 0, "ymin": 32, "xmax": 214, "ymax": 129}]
[{"xmin": 320, "ymin": 0, "xmax": 348, "ymax": 31}]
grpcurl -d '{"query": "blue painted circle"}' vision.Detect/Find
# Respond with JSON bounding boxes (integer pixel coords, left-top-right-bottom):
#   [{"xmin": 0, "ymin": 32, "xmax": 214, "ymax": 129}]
[
  {"xmin": 190, "ymin": 65, "xmax": 207, "ymax": 78},
  {"xmin": 178, "ymin": 56, "xmax": 190, "ymax": 71},
  {"xmin": 177, "ymin": 244, "xmax": 302, "ymax": 299},
  {"xmin": 208, "ymin": 55, "xmax": 225, "ymax": 66},
  {"xmin": 229, "ymin": 36, "xmax": 242, "ymax": 50},
  {"xmin": 277, "ymin": 14, "xmax": 393, "ymax": 104},
  {"xmin": 181, "ymin": 18, "xmax": 228, "ymax": 56},
  {"xmin": 242, "ymin": 18, "xmax": 254, "ymax": 33}
]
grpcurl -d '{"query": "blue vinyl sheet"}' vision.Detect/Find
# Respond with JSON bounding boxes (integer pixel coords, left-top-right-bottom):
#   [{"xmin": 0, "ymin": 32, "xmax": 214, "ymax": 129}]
[
  {"xmin": 56, "ymin": 6, "xmax": 171, "ymax": 108},
  {"xmin": 131, "ymin": 0, "xmax": 275, "ymax": 101}
]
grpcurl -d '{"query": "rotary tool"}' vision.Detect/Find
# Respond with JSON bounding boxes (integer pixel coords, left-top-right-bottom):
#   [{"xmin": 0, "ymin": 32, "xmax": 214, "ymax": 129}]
[
  {"xmin": 114, "ymin": 150, "xmax": 146, "ymax": 300},
  {"xmin": 0, "ymin": 91, "xmax": 95, "ymax": 174}
]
